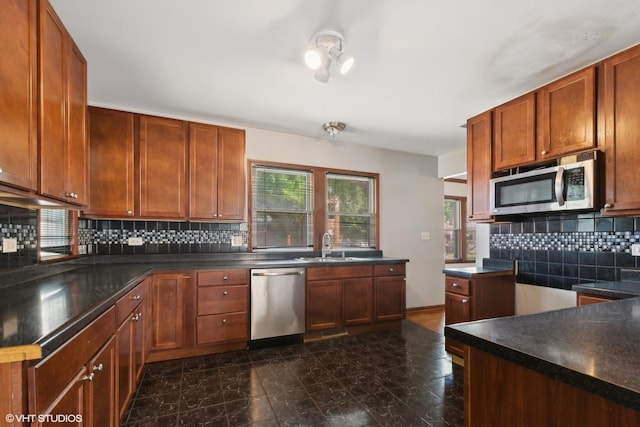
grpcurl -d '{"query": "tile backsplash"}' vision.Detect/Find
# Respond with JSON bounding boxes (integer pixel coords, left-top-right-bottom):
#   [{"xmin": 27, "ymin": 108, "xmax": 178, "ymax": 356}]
[
  {"xmin": 0, "ymin": 205, "xmax": 38, "ymax": 269},
  {"xmin": 490, "ymin": 212, "xmax": 640, "ymax": 290},
  {"xmin": 78, "ymin": 218, "xmax": 248, "ymax": 255}
]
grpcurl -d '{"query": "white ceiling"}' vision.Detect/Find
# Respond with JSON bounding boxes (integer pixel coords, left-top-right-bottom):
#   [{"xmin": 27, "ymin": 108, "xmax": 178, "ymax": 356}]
[{"xmin": 51, "ymin": 0, "xmax": 640, "ymax": 157}]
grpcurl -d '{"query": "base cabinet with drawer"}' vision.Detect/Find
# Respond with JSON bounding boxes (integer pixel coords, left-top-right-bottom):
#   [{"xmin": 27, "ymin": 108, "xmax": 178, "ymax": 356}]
[
  {"xmin": 444, "ymin": 272, "xmax": 515, "ymax": 358},
  {"xmin": 374, "ymin": 264, "xmax": 406, "ymax": 322},
  {"xmin": 28, "ymin": 307, "xmax": 117, "ymax": 427},
  {"xmin": 196, "ymin": 270, "xmax": 249, "ymax": 346}
]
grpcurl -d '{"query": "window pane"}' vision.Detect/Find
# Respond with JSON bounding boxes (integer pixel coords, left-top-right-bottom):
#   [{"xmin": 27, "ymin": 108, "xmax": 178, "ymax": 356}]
[
  {"xmin": 326, "ymin": 174, "xmax": 376, "ymax": 248},
  {"xmin": 444, "ymin": 199, "xmax": 461, "ymax": 260},
  {"xmin": 466, "ymin": 224, "xmax": 476, "ymax": 261},
  {"xmin": 252, "ymin": 165, "xmax": 313, "ymax": 249},
  {"xmin": 40, "ymin": 209, "xmax": 73, "ymax": 261}
]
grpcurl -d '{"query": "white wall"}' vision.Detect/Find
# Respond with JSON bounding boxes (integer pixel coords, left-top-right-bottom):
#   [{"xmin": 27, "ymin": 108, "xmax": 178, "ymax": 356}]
[{"xmin": 245, "ymin": 128, "xmax": 445, "ymax": 308}]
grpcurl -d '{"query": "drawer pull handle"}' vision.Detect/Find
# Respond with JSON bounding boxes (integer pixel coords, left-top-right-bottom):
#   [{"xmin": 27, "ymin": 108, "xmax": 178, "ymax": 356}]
[
  {"xmin": 131, "ymin": 295, "xmax": 141, "ymax": 300},
  {"xmin": 223, "ymin": 291, "xmax": 229, "ymax": 296},
  {"xmin": 93, "ymin": 363, "xmax": 104, "ymax": 373},
  {"xmin": 132, "ymin": 313, "xmax": 141, "ymax": 321},
  {"xmin": 82, "ymin": 373, "xmax": 95, "ymax": 382}
]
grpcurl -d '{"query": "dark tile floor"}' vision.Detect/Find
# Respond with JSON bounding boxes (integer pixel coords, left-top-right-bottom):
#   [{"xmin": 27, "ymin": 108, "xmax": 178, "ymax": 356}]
[{"xmin": 121, "ymin": 321, "xmax": 464, "ymax": 426}]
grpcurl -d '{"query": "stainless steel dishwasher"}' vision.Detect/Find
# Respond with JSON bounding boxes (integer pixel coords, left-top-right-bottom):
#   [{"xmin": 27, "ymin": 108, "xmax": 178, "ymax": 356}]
[{"xmin": 250, "ymin": 267, "xmax": 305, "ymax": 341}]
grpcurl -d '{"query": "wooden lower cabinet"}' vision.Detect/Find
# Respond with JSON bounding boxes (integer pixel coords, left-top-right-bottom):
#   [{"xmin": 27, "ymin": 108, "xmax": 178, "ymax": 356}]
[
  {"xmin": 306, "ymin": 263, "xmax": 406, "ymax": 333},
  {"xmin": 150, "ymin": 272, "xmax": 195, "ymax": 353},
  {"xmin": 115, "ymin": 279, "xmax": 148, "ymax": 419},
  {"xmin": 28, "ymin": 307, "xmax": 116, "ymax": 427},
  {"xmin": 576, "ymin": 293, "xmax": 619, "ymax": 306},
  {"xmin": 444, "ymin": 272, "xmax": 515, "ymax": 358}
]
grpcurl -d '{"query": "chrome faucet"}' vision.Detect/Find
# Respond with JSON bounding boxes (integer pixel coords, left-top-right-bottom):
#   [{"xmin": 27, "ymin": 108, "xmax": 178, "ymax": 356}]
[{"xmin": 321, "ymin": 232, "xmax": 332, "ymax": 258}]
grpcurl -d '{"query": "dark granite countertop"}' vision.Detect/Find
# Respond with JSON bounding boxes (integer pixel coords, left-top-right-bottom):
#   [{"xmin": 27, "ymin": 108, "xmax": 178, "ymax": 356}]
[
  {"xmin": 0, "ymin": 253, "xmax": 408, "ymax": 361},
  {"xmin": 572, "ymin": 269, "xmax": 640, "ymax": 299},
  {"xmin": 445, "ymin": 298, "xmax": 640, "ymax": 411},
  {"xmin": 443, "ymin": 258, "xmax": 514, "ymax": 278}
]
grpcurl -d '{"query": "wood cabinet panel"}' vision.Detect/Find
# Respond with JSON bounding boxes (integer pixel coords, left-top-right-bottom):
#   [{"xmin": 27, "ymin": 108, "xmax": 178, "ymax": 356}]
[
  {"xmin": 493, "ymin": 92, "xmax": 536, "ymax": 171},
  {"xmin": 374, "ymin": 276, "xmax": 405, "ymax": 322},
  {"xmin": 306, "ymin": 279, "xmax": 342, "ymax": 330},
  {"xmin": 445, "ymin": 276, "xmax": 470, "ymax": 296},
  {"xmin": 87, "ymin": 337, "xmax": 115, "ymax": 427},
  {"xmin": 139, "ymin": 116, "xmax": 188, "ymax": 219},
  {"xmin": 444, "ymin": 292, "xmax": 471, "ymax": 325},
  {"xmin": 196, "ymin": 312, "xmax": 247, "ymax": 345},
  {"xmin": 537, "ymin": 67, "xmax": 596, "ymax": 159},
  {"xmin": 576, "ymin": 293, "xmax": 618, "ymax": 306},
  {"xmin": 603, "ymin": 44, "xmax": 640, "ymax": 215},
  {"xmin": 39, "ymin": 0, "xmax": 87, "ymax": 205},
  {"xmin": 189, "ymin": 122, "xmax": 219, "ymax": 220},
  {"xmin": 197, "ymin": 269, "xmax": 248, "ymax": 286},
  {"xmin": 35, "ymin": 369, "xmax": 85, "ymax": 427},
  {"xmin": 467, "ymin": 110, "xmax": 493, "ymax": 221},
  {"xmin": 217, "ymin": 127, "xmax": 246, "ymax": 220},
  {"xmin": 85, "ymin": 107, "xmax": 135, "ymax": 217},
  {"xmin": 0, "ymin": 0, "xmax": 38, "ymax": 191},
  {"xmin": 150, "ymin": 273, "xmax": 193, "ymax": 351},
  {"xmin": 343, "ymin": 277, "xmax": 373, "ymax": 325},
  {"xmin": 306, "ymin": 265, "xmax": 372, "ymax": 281},
  {"xmin": 197, "ymin": 285, "xmax": 247, "ymax": 315}
]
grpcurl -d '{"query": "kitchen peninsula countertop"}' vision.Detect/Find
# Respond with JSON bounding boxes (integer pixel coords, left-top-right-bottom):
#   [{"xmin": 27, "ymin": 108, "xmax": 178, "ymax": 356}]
[
  {"xmin": 572, "ymin": 269, "xmax": 640, "ymax": 299},
  {"xmin": 445, "ymin": 298, "xmax": 640, "ymax": 411},
  {"xmin": 443, "ymin": 258, "xmax": 514, "ymax": 278},
  {"xmin": 0, "ymin": 253, "xmax": 408, "ymax": 361}
]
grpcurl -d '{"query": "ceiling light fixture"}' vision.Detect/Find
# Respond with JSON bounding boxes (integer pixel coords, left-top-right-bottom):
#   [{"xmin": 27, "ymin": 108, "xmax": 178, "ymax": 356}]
[
  {"xmin": 304, "ymin": 30, "xmax": 354, "ymax": 83},
  {"xmin": 322, "ymin": 121, "xmax": 346, "ymax": 137}
]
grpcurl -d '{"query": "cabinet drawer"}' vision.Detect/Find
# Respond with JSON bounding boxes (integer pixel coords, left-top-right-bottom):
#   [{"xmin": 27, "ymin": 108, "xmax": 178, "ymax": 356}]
[
  {"xmin": 198, "ymin": 269, "xmax": 248, "ymax": 286},
  {"xmin": 374, "ymin": 263, "xmax": 405, "ymax": 276},
  {"xmin": 29, "ymin": 306, "xmax": 115, "ymax": 413},
  {"xmin": 445, "ymin": 276, "xmax": 471, "ymax": 296},
  {"xmin": 307, "ymin": 265, "xmax": 372, "ymax": 280},
  {"xmin": 196, "ymin": 312, "xmax": 247, "ymax": 345},
  {"xmin": 197, "ymin": 285, "xmax": 248, "ymax": 315},
  {"xmin": 116, "ymin": 280, "xmax": 147, "ymax": 325}
]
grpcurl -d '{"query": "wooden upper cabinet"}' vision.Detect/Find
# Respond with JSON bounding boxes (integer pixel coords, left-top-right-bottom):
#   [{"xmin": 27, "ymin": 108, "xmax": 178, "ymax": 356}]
[
  {"xmin": 493, "ymin": 92, "xmax": 536, "ymax": 171},
  {"xmin": 189, "ymin": 124, "xmax": 245, "ymax": 220},
  {"xmin": 537, "ymin": 67, "xmax": 596, "ymax": 160},
  {"xmin": 39, "ymin": 0, "xmax": 88, "ymax": 205},
  {"xmin": 217, "ymin": 127, "xmax": 246, "ymax": 220},
  {"xmin": 602, "ymin": 44, "xmax": 640, "ymax": 215},
  {"xmin": 467, "ymin": 110, "xmax": 493, "ymax": 221},
  {"xmin": 139, "ymin": 115, "xmax": 188, "ymax": 219},
  {"xmin": 0, "ymin": 0, "xmax": 38, "ymax": 191},
  {"xmin": 85, "ymin": 107, "xmax": 135, "ymax": 217}
]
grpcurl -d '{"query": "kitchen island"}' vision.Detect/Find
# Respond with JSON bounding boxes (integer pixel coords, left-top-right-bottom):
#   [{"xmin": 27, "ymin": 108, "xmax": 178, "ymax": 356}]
[{"xmin": 445, "ymin": 298, "xmax": 640, "ymax": 426}]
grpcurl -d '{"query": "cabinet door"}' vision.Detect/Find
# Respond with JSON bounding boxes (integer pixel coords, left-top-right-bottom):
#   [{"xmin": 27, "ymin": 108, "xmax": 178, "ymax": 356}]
[
  {"xmin": 86, "ymin": 107, "xmax": 135, "ymax": 217},
  {"xmin": 87, "ymin": 337, "xmax": 116, "ymax": 427},
  {"xmin": 116, "ymin": 314, "xmax": 133, "ymax": 419},
  {"xmin": 150, "ymin": 273, "xmax": 193, "ymax": 351},
  {"xmin": 0, "ymin": 0, "xmax": 38, "ymax": 190},
  {"xmin": 493, "ymin": 92, "xmax": 536, "ymax": 171},
  {"xmin": 306, "ymin": 280, "xmax": 342, "ymax": 330},
  {"xmin": 343, "ymin": 277, "xmax": 373, "ymax": 326},
  {"xmin": 39, "ymin": 0, "xmax": 67, "ymax": 201},
  {"xmin": 603, "ymin": 44, "xmax": 640, "ymax": 215},
  {"xmin": 65, "ymin": 38, "xmax": 88, "ymax": 205},
  {"xmin": 467, "ymin": 111, "xmax": 493, "ymax": 221},
  {"xmin": 537, "ymin": 67, "xmax": 596, "ymax": 160},
  {"xmin": 445, "ymin": 292, "xmax": 471, "ymax": 325},
  {"xmin": 217, "ymin": 127, "xmax": 246, "ymax": 220},
  {"xmin": 374, "ymin": 276, "xmax": 405, "ymax": 322},
  {"xmin": 36, "ymin": 370, "xmax": 86, "ymax": 427},
  {"xmin": 139, "ymin": 116, "xmax": 188, "ymax": 219},
  {"xmin": 133, "ymin": 299, "xmax": 146, "ymax": 383},
  {"xmin": 189, "ymin": 122, "xmax": 219, "ymax": 219}
]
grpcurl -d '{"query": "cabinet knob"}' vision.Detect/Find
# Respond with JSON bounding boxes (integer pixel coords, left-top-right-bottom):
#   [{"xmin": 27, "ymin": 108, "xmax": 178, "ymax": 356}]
[
  {"xmin": 131, "ymin": 294, "xmax": 141, "ymax": 300},
  {"xmin": 93, "ymin": 363, "xmax": 104, "ymax": 373},
  {"xmin": 222, "ymin": 318, "xmax": 227, "ymax": 324},
  {"xmin": 604, "ymin": 203, "xmax": 613, "ymax": 208},
  {"xmin": 82, "ymin": 373, "xmax": 95, "ymax": 382},
  {"xmin": 389, "ymin": 268, "xmax": 394, "ymax": 272},
  {"xmin": 132, "ymin": 313, "xmax": 140, "ymax": 321},
  {"xmin": 0, "ymin": 167, "xmax": 3, "ymax": 174},
  {"xmin": 223, "ymin": 275, "xmax": 228, "ymax": 280},
  {"xmin": 127, "ymin": 210, "xmax": 133, "ymax": 215},
  {"xmin": 452, "ymin": 283, "xmax": 459, "ymax": 287},
  {"xmin": 223, "ymin": 291, "xmax": 229, "ymax": 296},
  {"xmin": 541, "ymin": 150, "xmax": 547, "ymax": 155},
  {"xmin": 462, "ymin": 299, "xmax": 469, "ymax": 304}
]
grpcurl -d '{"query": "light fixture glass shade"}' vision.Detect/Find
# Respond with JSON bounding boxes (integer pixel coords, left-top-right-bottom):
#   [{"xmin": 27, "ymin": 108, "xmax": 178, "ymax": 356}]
[
  {"xmin": 304, "ymin": 49, "xmax": 322, "ymax": 70},
  {"xmin": 338, "ymin": 55, "xmax": 354, "ymax": 74},
  {"xmin": 314, "ymin": 57, "xmax": 331, "ymax": 83}
]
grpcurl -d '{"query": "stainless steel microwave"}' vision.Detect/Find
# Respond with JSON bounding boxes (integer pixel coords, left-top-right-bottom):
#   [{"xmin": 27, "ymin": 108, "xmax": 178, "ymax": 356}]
[{"xmin": 490, "ymin": 157, "xmax": 598, "ymax": 215}]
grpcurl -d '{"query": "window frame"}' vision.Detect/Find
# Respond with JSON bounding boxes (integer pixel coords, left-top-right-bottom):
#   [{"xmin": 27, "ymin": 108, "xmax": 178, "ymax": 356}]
[
  {"xmin": 248, "ymin": 160, "xmax": 379, "ymax": 252},
  {"xmin": 444, "ymin": 195, "xmax": 475, "ymax": 263}
]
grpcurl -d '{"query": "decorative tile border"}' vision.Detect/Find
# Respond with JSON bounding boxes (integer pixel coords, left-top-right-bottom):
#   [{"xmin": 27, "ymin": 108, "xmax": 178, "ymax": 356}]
[{"xmin": 491, "ymin": 231, "xmax": 640, "ymax": 253}]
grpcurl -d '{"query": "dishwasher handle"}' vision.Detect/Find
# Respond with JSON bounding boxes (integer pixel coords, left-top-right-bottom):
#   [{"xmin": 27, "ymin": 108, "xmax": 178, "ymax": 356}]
[{"xmin": 252, "ymin": 271, "xmax": 304, "ymax": 277}]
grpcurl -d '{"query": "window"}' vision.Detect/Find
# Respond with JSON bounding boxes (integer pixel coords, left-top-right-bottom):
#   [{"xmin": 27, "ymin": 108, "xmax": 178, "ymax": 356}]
[
  {"xmin": 40, "ymin": 209, "xmax": 75, "ymax": 261},
  {"xmin": 326, "ymin": 173, "xmax": 376, "ymax": 248},
  {"xmin": 249, "ymin": 161, "xmax": 379, "ymax": 251},
  {"xmin": 444, "ymin": 196, "xmax": 475, "ymax": 262},
  {"xmin": 251, "ymin": 165, "xmax": 313, "ymax": 249}
]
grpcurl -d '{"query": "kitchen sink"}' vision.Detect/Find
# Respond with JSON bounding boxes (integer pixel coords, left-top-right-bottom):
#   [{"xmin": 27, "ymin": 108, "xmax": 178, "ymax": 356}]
[{"xmin": 294, "ymin": 256, "xmax": 371, "ymax": 263}]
